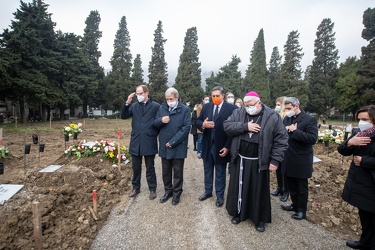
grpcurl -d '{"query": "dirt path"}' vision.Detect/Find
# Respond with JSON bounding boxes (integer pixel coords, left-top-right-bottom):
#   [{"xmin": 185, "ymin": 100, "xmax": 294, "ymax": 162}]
[{"xmin": 90, "ymin": 137, "xmax": 346, "ymax": 249}]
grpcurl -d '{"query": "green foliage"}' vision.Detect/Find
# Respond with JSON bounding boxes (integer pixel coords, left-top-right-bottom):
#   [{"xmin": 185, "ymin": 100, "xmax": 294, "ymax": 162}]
[
  {"xmin": 307, "ymin": 18, "xmax": 339, "ymax": 115},
  {"xmin": 243, "ymin": 29, "xmax": 270, "ymax": 105},
  {"xmin": 131, "ymin": 54, "xmax": 144, "ymax": 87},
  {"xmin": 174, "ymin": 27, "xmax": 203, "ymax": 105},
  {"xmin": 336, "ymin": 57, "xmax": 360, "ymax": 113},
  {"xmin": 357, "ymin": 7, "xmax": 375, "ymax": 106},
  {"xmin": 148, "ymin": 21, "xmax": 168, "ymax": 103},
  {"xmin": 269, "ymin": 46, "xmax": 282, "ymax": 102},
  {"xmin": 204, "ymin": 55, "xmax": 243, "ymax": 98}
]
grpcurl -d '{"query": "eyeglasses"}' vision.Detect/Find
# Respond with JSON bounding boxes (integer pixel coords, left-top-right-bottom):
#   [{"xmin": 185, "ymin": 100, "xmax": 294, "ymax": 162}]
[
  {"xmin": 136, "ymin": 92, "xmax": 144, "ymax": 96},
  {"xmin": 227, "ymin": 96, "xmax": 234, "ymax": 98}
]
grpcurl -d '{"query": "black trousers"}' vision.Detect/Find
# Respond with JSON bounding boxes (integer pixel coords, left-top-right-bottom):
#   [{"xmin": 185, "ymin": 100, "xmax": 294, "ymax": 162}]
[
  {"xmin": 275, "ymin": 167, "xmax": 289, "ymax": 192},
  {"xmin": 161, "ymin": 158, "xmax": 185, "ymax": 197},
  {"xmin": 131, "ymin": 155, "xmax": 157, "ymax": 191},
  {"xmin": 359, "ymin": 208, "xmax": 375, "ymax": 248},
  {"xmin": 287, "ymin": 176, "xmax": 308, "ymax": 212}
]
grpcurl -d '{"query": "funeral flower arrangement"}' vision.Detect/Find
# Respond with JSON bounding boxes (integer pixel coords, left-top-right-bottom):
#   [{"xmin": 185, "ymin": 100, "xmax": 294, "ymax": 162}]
[
  {"xmin": 0, "ymin": 145, "xmax": 9, "ymax": 159},
  {"xmin": 64, "ymin": 139, "xmax": 131, "ymax": 164},
  {"xmin": 317, "ymin": 129, "xmax": 347, "ymax": 144},
  {"xmin": 63, "ymin": 123, "xmax": 83, "ymax": 136}
]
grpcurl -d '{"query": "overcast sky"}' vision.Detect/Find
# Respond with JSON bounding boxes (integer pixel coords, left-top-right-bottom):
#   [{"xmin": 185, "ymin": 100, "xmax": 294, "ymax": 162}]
[{"xmin": 1, "ymin": 0, "xmax": 373, "ymax": 84}]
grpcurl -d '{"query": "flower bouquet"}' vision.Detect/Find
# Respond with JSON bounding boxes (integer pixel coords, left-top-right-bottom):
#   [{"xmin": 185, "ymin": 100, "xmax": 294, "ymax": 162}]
[
  {"xmin": 63, "ymin": 123, "xmax": 83, "ymax": 136},
  {"xmin": 64, "ymin": 139, "xmax": 131, "ymax": 164}
]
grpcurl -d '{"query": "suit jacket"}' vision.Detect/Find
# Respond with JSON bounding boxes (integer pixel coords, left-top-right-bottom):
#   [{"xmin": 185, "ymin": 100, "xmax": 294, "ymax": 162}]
[
  {"xmin": 282, "ymin": 110, "xmax": 318, "ymax": 179},
  {"xmin": 196, "ymin": 101, "xmax": 237, "ymax": 165}
]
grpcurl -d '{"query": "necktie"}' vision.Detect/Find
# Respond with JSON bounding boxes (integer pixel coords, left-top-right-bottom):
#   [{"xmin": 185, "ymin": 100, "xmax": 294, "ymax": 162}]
[{"xmin": 214, "ymin": 105, "xmax": 219, "ymax": 121}]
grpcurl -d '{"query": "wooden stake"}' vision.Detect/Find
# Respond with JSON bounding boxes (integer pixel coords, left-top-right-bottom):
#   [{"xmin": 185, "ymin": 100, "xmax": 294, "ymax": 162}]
[
  {"xmin": 15, "ymin": 116, "xmax": 18, "ymax": 128},
  {"xmin": 49, "ymin": 111, "xmax": 52, "ymax": 129},
  {"xmin": 83, "ymin": 119, "xmax": 86, "ymax": 128},
  {"xmin": 32, "ymin": 201, "xmax": 42, "ymax": 250},
  {"xmin": 88, "ymin": 206, "xmax": 98, "ymax": 220},
  {"xmin": 0, "ymin": 128, "xmax": 3, "ymax": 145},
  {"xmin": 92, "ymin": 190, "xmax": 97, "ymax": 216}
]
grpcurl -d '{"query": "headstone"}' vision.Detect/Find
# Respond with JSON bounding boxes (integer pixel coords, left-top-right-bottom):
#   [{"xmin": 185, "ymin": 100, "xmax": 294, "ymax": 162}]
[{"xmin": 39, "ymin": 165, "xmax": 63, "ymax": 173}]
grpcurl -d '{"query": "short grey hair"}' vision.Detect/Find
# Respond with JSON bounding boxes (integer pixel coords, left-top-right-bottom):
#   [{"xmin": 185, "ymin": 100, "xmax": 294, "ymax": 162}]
[
  {"xmin": 212, "ymin": 86, "xmax": 224, "ymax": 94},
  {"xmin": 165, "ymin": 87, "xmax": 179, "ymax": 98},
  {"xmin": 284, "ymin": 97, "xmax": 300, "ymax": 107}
]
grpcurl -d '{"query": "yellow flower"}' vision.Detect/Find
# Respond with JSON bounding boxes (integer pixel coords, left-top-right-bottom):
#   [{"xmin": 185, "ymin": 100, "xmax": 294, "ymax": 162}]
[{"xmin": 109, "ymin": 152, "xmax": 115, "ymax": 158}]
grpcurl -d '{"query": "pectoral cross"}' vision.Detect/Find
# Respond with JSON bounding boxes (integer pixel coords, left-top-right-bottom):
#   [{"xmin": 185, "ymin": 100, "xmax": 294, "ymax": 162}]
[{"xmin": 248, "ymin": 132, "xmax": 254, "ymax": 138}]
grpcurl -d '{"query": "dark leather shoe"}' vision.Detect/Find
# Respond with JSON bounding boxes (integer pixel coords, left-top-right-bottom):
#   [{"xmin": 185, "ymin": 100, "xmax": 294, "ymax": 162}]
[
  {"xmin": 216, "ymin": 198, "xmax": 224, "ymax": 207},
  {"xmin": 291, "ymin": 212, "xmax": 306, "ymax": 220},
  {"xmin": 198, "ymin": 193, "xmax": 213, "ymax": 201},
  {"xmin": 281, "ymin": 204, "xmax": 297, "ymax": 212},
  {"xmin": 280, "ymin": 192, "xmax": 289, "ymax": 202},
  {"xmin": 346, "ymin": 240, "xmax": 371, "ymax": 249},
  {"xmin": 271, "ymin": 187, "xmax": 282, "ymax": 196},
  {"xmin": 160, "ymin": 193, "xmax": 172, "ymax": 203},
  {"xmin": 255, "ymin": 221, "xmax": 265, "ymax": 232},
  {"xmin": 149, "ymin": 190, "xmax": 157, "ymax": 200},
  {"xmin": 129, "ymin": 189, "xmax": 140, "ymax": 197},
  {"xmin": 231, "ymin": 216, "xmax": 240, "ymax": 224},
  {"xmin": 172, "ymin": 196, "xmax": 180, "ymax": 205}
]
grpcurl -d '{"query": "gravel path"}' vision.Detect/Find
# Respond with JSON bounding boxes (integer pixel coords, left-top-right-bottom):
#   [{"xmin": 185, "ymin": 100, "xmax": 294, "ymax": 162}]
[{"xmin": 90, "ymin": 138, "xmax": 346, "ymax": 249}]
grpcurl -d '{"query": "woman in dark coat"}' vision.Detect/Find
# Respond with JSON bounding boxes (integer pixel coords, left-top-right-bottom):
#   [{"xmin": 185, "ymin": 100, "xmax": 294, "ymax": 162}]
[
  {"xmin": 338, "ymin": 105, "xmax": 375, "ymax": 249},
  {"xmin": 190, "ymin": 105, "xmax": 198, "ymax": 151}
]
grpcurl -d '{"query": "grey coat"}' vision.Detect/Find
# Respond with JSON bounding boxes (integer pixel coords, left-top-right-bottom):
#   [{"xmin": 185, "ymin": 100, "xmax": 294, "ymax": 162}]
[
  {"xmin": 121, "ymin": 99, "xmax": 160, "ymax": 156},
  {"xmin": 154, "ymin": 102, "xmax": 191, "ymax": 159},
  {"xmin": 223, "ymin": 105, "xmax": 289, "ymax": 171}
]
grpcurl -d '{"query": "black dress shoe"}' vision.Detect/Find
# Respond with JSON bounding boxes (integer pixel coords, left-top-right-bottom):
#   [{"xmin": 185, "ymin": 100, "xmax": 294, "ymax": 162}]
[
  {"xmin": 346, "ymin": 240, "xmax": 371, "ymax": 249},
  {"xmin": 129, "ymin": 189, "xmax": 140, "ymax": 197},
  {"xmin": 149, "ymin": 190, "xmax": 157, "ymax": 200},
  {"xmin": 255, "ymin": 221, "xmax": 265, "ymax": 232},
  {"xmin": 231, "ymin": 216, "xmax": 240, "ymax": 224},
  {"xmin": 280, "ymin": 191, "xmax": 289, "ymax": 202},
  {"xmin": 198, "ymin": 193, "xmax": 213, "ymax": 201},
  {"xmin": 172, "ymin": 196, "xmax": 180, "ymax": 205},
  {"xmin": 291, "ymin": 212, "xmax": 306, "ymax": 220},
  {"xmin": 160, "ymin": 193, "xmax": 172, "ymax": 203},
  {"xmin": 271, "ymin": 187, "xmax": 283, "ymax": 196},
  {"xmin": 281, "ymin": 204, "xmax": 297, "ymax": 212},
  {"xmin": 216, "ymin": 198, "xmax": 224, "ymax": 207}
]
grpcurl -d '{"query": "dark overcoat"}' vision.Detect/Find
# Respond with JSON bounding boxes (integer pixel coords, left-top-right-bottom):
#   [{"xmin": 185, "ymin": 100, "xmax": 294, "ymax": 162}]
[
  {"xmin": 121, "ymin": 98, "xmax": 160, "ymax": 156},
  {"xmin": 154, "ymin": 102, "xmax": 191, "ymax": 159},
  {"xmin": 282, "ymin": 110, "xmax": 318, "ymax": 179},
  {"xmin": 195, "ymin": 101, "xmax": 237, "ymax": 165},
  {"xmin": 338, "ymin": 131, "xmax": 375, "ymax": 213}
]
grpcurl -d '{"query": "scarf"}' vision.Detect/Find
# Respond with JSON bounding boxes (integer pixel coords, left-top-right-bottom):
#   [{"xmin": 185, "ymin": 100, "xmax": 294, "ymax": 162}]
[{"xmin": 357, "ymin": 126, "xmax": 375, "ymax": 137}]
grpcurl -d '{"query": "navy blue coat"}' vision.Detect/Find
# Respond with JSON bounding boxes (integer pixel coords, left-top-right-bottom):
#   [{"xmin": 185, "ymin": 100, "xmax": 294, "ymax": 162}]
[
  {"xmin": 154, "ymin": 102, "xmax": 191, "ymax": 159},
  {"xmin": 196, "ymin": 101, "xmax": 237, "ymax": 165},
  {"xmin": 283, "ymin": 110, "xmax": 318, "ymax": 179},
  {"xmin": 121, "ymin": 99, "xmax": 160, "ymax": 156}
]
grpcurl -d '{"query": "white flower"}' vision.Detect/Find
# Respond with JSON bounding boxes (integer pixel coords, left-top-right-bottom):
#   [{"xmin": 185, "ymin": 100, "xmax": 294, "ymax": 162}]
[{"xmin": 78, "ymin": 123, "xmax": 82, "ymax": 127}]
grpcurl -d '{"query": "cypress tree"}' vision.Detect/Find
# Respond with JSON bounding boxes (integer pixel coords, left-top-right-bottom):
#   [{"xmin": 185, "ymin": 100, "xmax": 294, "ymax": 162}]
[
  {"xmin": 131, "ymin": 54, "xmax": 144, "ymax": 88},
  {"xmin": 269, "ymin": 46, "xmax": 282, "ymax": 102},
  {"xmin": 174, "ymin": 27, "xmax": 203, "ymax": 105},
  {"xmin": 243, "ymin": 29, "xmax": 270, "ymax": 105},
  {"xmin": 307, "ymin": 18, "xmax": 339, "ymax": 115},
  {"xmin": 148, "ymin": 21, "xmax": 168, "ymax": 103}
]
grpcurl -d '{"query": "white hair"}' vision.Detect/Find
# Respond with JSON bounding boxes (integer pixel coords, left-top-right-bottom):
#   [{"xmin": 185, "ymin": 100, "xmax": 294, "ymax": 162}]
[{"xmin": 243, "ymin": 96, "xmax": 260, "ymax": 103}]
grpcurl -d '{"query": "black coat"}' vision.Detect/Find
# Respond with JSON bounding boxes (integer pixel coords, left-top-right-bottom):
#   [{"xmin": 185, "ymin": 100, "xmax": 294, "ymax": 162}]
[
  {"xmin": 196, "ymin": 101, "xmax": 237, "ymax": 165},
  {"xmin": 154, "ymin": 102, "xmax": 191, "ymax": 159},
  {"xmin": 121, "ymin": 99, "xmax": 160, "ymax": 156},
  {"xmin": 283, "ymin": 110, "xmax": 318, "ymax": 179},
  {"xmin": 190, "ymin": 111, "xmax": 198, "ymax": 135},
  {"xmin": 338, "ymin": 131, "xmax": 375, "ymax": 213}
]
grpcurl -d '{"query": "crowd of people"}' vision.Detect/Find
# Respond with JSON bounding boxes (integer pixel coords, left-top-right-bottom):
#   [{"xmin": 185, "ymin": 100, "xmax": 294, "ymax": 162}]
[{"xmin": 121, "ymin": 85, "xmax": 375, "ymax": 248}]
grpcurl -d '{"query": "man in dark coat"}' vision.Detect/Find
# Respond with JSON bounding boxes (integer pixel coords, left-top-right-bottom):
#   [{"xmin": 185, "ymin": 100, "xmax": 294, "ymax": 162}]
[
  {"xmin": 281, "ymin": 97, "xmax": 318, "ymax": 220},
  {"xmin": 224, "ymin": 91, "xmax": 288, "ymax": 232},
  {"xmin": 121, "ymin": 85, "xmax": 160, "ymax": 200},
  {"xmin": 195, "ymin": 86, "xmax": 237, "ymax": 207},
  {"xmin": 154, "ymin": 87, "xmax": 191, "ymax": 205}
]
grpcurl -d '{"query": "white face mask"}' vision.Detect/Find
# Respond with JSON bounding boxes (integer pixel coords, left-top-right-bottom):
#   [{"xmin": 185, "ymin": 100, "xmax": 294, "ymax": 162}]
[
  {"xmin": 167, "ymin": 101, "xmax": 177, "ymax": 108},
  {"xmin": 193, "ymin": 107, "xmax": 197, "ymax": 111},
  {"xmin": 137, "ymin": 95, "xmax": 145, "ymax": 103},
  {"xmin": 246, "ymin": 106, "xmax": 258, "ymax": 115},
  {"xmin": 227, "ymin": 98, "xmax": 234, "ymax": 104},
  {"xmin": 275, "ymin": 106, "xmax": 281, "ymax": 113},
  {"xmin": 236, "ymin": 103, "xmax": 242, "ymax": 108},
  {"xmin": 203, "ymin": 100, "xmax": 209, "ymax": 104},
  {"xmin": 358, "ymin": 120, "xmax": 374, "ymax": 131},
  {"xmin": 286, "ymin": 110, "xmax": 295, "ymax": 118}
]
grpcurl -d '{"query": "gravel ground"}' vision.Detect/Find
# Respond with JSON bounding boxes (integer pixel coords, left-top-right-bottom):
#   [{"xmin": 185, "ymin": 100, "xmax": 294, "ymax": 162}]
[{"xmin": 90, "ymin": 138, "xmax": 346, "ymax": 250}]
